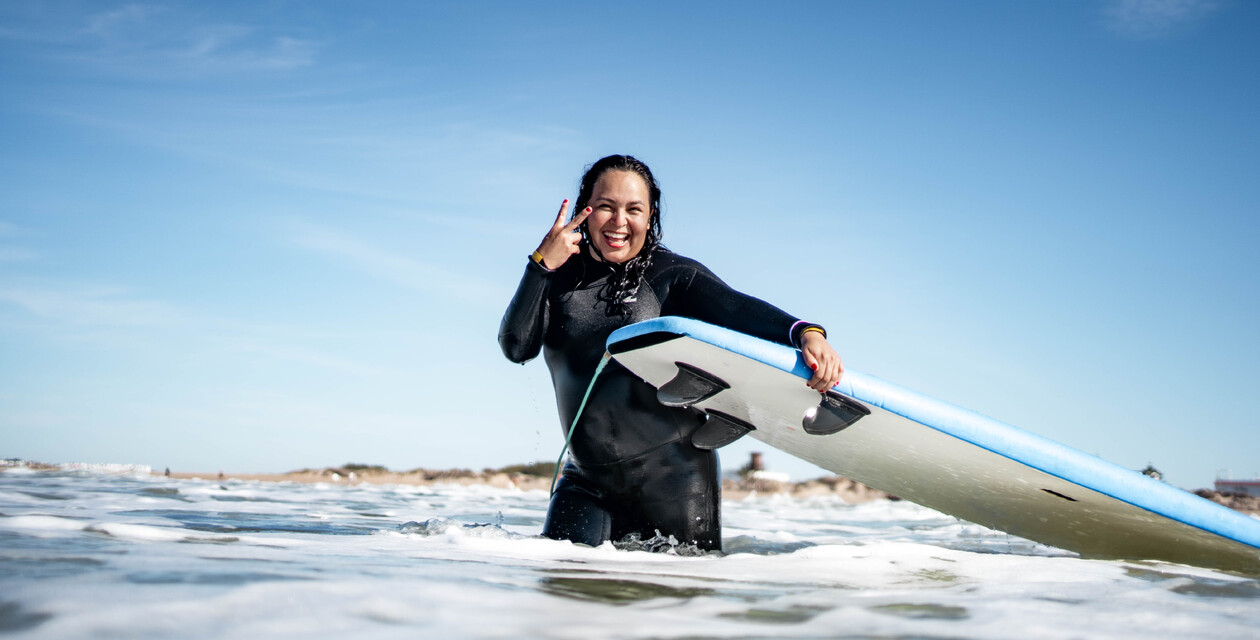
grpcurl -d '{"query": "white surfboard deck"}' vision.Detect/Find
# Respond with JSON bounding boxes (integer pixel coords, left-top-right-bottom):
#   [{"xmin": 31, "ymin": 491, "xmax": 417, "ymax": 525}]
[{"xmin": 607, "ymin": 317, "xmax": 1260, "ymax": 574}]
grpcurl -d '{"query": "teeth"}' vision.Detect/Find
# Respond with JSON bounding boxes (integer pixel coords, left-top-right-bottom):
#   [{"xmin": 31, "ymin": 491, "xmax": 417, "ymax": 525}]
[{"xmin": 604, "ymin": 232, "xmax": 627, "ymax": 239}]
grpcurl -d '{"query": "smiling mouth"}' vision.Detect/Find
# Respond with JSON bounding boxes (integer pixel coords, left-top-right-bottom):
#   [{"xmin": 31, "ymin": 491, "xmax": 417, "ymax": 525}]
[{"xmin": 603, "ymin": 231, "xmax": 629, "ymax": 248}]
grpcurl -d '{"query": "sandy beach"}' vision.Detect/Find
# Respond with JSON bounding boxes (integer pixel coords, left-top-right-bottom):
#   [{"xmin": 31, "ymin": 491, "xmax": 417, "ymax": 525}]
[
  {"xmin": 152, "ymin": 465, "xmax": 1260, "ymax": 514},
  {"xmin": 156, "ymin": 466, "xmax": 893, "ymax": 503}
]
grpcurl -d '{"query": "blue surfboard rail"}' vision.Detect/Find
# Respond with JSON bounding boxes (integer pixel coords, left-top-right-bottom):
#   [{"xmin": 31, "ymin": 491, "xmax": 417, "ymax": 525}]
[{"xmin": 608, "ymin": 316, "xmax": 1260, "ymax": 551}]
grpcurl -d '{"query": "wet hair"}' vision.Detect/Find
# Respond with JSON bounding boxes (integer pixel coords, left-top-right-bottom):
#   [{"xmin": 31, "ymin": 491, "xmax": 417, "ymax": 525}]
[{"xmin": 574, "ymin": 154, "xmax": 664, "ymax": 316}]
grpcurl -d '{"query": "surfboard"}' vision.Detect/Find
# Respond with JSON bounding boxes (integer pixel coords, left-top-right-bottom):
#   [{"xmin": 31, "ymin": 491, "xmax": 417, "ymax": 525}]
[{"xmin": 606, "ymin": 317, "xmax": 1260, "ymax": 575}]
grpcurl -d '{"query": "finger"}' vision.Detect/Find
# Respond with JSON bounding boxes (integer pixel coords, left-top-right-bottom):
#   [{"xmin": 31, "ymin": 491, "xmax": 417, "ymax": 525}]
[
  {"xmin": 817, "ymin": 356, "xmax": 840, "ymax": 391},
  {"xmin": 803, "ymin": 348, "xmax": 819, "ymax": 372},
  {"xmin": 552, "ymin": 199, "xmax": 570, "ymax": 229},
  {"xmin": 564, "ymin": 206, "xmax": 592, "ymax": 232},
  {"xmin": 824, "ymin": 359, "xmax": 843, "ymax": 389},
  {"xmin": 802, "ymin": 350, "xmax": 819, "ymax": 385}
]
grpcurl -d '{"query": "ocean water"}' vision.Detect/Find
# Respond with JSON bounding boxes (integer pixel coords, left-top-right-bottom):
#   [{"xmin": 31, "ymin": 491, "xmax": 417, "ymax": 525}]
[{"xmin": 2, "ymin": 465, "xmax": 1258, "ymax": 639}]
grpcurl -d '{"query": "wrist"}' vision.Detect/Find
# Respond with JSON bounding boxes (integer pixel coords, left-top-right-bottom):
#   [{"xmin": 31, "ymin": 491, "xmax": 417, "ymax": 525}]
[
  {"xmin": 791, "ymin": 321, "xmax": 827, "ymax": 348},
  {"xmin": 529, "ymin": 250, "xmax": 555, "ymax": 272}
]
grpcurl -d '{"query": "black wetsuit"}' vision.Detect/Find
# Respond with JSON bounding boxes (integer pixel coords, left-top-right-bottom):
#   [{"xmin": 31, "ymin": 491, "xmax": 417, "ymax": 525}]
[{"xmin": 499, "ymin": 248, "xmax": 811, "ymax": 551}]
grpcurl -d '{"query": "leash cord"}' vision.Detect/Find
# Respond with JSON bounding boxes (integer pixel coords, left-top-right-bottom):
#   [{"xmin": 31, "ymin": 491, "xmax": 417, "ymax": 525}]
[{"xmin": 549, "ymin": 352, "xmax": 611, "ymax": 495}]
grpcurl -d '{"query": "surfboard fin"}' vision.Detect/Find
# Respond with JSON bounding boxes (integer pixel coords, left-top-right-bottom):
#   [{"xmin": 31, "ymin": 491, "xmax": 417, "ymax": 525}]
[
  {"xmin": 657, "ymin": 362, "xmax": 730, "ymax": 408},
  {"xmin": 692, "ymin": 409, "xmax": 757, "ymax": 450},
  {"xmin": 802, "ymin": 392, "xmax": 871, "ymax": 435}
]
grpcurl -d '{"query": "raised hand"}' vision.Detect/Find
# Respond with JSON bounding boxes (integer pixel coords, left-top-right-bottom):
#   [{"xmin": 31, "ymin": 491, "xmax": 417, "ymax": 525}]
[{"xmin": 535, "ymin": 199, "xmax": 591, "ymax": 270}]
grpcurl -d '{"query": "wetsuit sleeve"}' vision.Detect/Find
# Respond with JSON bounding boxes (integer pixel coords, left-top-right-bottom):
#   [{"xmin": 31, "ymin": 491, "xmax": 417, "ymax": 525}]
[
  {"xmin": 670, "ymin": 262, "xmax": 811, "ymax": 348},
  {"xmin": 498, "ymin": 259, "xmax": 552, "ymax": 364}
]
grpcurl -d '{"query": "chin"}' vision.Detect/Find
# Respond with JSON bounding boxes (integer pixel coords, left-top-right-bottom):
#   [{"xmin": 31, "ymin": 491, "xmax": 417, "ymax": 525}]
[{"xmin": 605, "ymin": 248, "xmax": 640, "ymax": 264}]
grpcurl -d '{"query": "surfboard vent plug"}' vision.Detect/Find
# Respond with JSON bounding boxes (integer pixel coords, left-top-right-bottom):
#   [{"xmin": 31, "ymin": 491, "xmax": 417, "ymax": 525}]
[
  {"xmin": 802, "ymin": 392, "xmax": 871, "ymax": 435},
  {"xmin": 657, "ymin": 362, "xmax": 730, "ymax": 408},
  {"xmin": 1041, "ymin": 488, "xmax": 1078, "ymax": 502}
]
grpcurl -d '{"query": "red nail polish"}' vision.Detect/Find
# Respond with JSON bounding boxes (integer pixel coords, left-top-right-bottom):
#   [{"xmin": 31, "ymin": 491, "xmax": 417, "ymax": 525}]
[{"xmin": 810, "ymin": 363, "xmax": 818, "ymax": 371}]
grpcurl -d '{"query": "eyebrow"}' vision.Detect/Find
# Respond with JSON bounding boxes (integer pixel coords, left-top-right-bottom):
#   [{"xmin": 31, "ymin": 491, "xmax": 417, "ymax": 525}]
[{"xmin": 592, "ymin": 196, "xmax": 646, "ymax": 206}]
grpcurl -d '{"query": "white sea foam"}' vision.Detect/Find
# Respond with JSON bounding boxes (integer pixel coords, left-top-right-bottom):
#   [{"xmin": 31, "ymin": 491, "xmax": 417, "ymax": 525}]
[
  {"xmin": 56, "ymin": 462, "xmax": 153, "ymax": 475},
  {"xmin": 1, "ymin": 465, "xmax": 1258, "ymax": 639},
  {"xmin": 0, "ymin": 514, "xmax": 88, "ymax": 535}
]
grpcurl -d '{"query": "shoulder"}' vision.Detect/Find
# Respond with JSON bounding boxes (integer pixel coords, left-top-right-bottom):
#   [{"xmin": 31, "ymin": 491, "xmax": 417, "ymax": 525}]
[
  {"xmin": 645, "ymin": 248, "xmax": 722, "ymax": 299},
  {"xmin": 647, "ymin": 247, "xmax": 709, "ymax": 276}
]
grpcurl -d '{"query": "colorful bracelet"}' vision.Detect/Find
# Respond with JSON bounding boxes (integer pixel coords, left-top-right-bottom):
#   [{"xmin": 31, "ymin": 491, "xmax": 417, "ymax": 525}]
[{"xmin": 790, "ymin": 321, "xmax": 827, "ymax": 348}]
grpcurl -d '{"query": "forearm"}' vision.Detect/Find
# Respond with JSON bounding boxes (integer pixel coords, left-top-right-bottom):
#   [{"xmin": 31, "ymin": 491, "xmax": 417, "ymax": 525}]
[
  {"xmin": 498, "ymin": 259, "xmax": 552, "ymax": 363},
  {"xmin": 678, "ymin": 267, "xmax": 811, "ymax": 347},
  {"xmin": 689, "ymin": 277, "xmax": 840, "ymax": 390}
]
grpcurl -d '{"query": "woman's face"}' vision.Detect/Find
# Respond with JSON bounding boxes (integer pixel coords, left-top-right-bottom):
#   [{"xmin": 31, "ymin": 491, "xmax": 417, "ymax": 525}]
[{"xmin": 586, "ymin": 170, "xmax": 651, "ymax": 264}]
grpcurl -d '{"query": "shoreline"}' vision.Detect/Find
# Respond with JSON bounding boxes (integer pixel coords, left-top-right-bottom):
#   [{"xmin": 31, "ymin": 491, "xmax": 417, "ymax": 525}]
[
  {"xmin": 157, "ymin": 468, "xmax": 896, "ymax": 503},
  {"xmin": 6, "ymin": 460, "xmax": 1256, "ymax": 513},
  {"xmin": 156, "ymin": 468, "xmax": 1260, "ymax": 515},
  {"xmin": 152, "ymin": 467, "xmax": 1259, "ymax": 514}
]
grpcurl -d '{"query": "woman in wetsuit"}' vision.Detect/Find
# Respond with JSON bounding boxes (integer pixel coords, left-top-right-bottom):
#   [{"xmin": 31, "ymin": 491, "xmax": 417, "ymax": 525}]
[{"xmin": 499, "ymin": 155, "xmax": 843, "ymax": 551}]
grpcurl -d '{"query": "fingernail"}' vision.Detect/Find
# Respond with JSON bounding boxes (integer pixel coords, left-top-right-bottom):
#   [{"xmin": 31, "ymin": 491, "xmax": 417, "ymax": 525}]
[
  {"xmin": 563, "ymin": 199, "xmax": 569, "ymax": 203},
  {"xmin": 810, "ymin": 363, "xmax": 818, "ymax": 371}
]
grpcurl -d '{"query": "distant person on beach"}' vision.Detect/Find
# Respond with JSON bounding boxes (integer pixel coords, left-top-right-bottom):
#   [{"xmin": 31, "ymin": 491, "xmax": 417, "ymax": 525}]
[{"xmin": 499, "ymin": 154, "xmax": 842, "ymax": 551}]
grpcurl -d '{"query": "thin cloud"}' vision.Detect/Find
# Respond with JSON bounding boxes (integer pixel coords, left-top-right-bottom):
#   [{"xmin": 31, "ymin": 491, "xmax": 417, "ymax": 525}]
[
  {"xmin": 0, "ymin": 248, "xmax": 38, "ymax": 263},
  {"xmin": 84, "ymin": 3, "xmax": 156, "ymax": 39},
  {"xmin": 0, "ymin": 283, "xmax": 181, "ymax": 327},
  {"xmin": 4, "ymin": 3, "xmax": 318, "ymax": 76},
  {"xmin": 224, "ymin": 340, "xmax": 401, "ymax": 381},
  {"xmin": 0, "ymin": 221, "xmax": 25, "ymax": 238},
  {"xmin": 168, "ymin": 27, "xmax": 317, "ymax": 72},
  {"xmin": 0, "ymin": 222, "xmax": 37, "ymax": 262},
  {"xmin": 1104, "ymin": 0, "xmax": 1221, "ymax": 39},
  {"xmin": 0, "ymin": 277, "xmax": 406, "ymax": 380},
  {"xmin": 290, "ymin": 222, "xmax": 507, "ymax": 305}
]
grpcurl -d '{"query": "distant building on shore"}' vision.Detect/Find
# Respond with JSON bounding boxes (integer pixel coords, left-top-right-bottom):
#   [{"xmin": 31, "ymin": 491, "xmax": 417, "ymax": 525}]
[
  {"xmin": 1214, "ymin": 478, "xmax": 1260, "ymax": 497},
  {"xmin": 736, "ymin": 452, "xmax": 790, "ymax": 483}
]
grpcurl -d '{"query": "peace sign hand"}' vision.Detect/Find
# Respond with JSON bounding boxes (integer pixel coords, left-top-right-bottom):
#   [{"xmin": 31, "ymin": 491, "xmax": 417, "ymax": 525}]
[{"xmin": 535, "ymin": 199, "xmax": 590, "ymax": 270}]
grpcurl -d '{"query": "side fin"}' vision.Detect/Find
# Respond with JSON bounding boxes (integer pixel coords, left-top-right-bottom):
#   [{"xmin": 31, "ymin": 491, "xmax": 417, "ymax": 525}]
[
  {"xmin": 656, "ymin": 362, "xmax": 730, "ymax": 408},
  {"xmin": 802, "ymin": 391, "xmax": 870, "ymax": 435},
  {"xmin": 692, "ymin": 409, "xmax": 757, "ymax": 450}
]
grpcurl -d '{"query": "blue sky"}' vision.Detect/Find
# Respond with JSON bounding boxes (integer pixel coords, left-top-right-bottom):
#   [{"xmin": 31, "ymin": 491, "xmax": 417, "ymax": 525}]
[{"xmin": 1, "ymin": 0, "xmax": 1256, "ymax": 490}]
